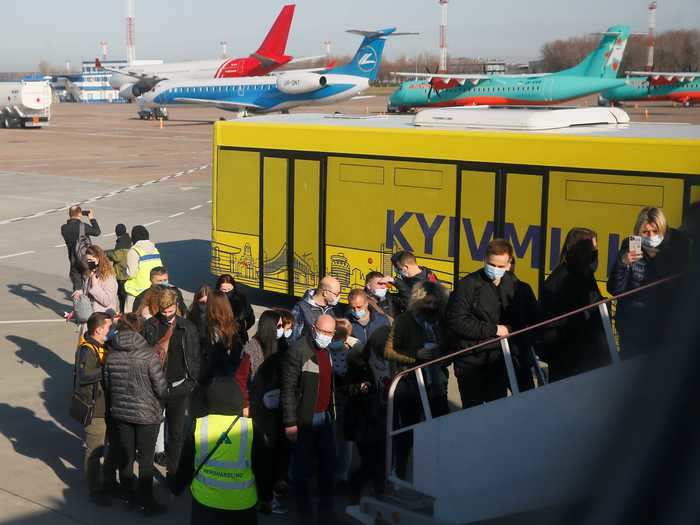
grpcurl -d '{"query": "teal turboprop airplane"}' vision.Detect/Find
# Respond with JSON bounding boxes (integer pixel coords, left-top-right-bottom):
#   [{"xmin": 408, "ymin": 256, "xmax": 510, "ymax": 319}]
[
  {"xmin": 389, "ymin": 25, "xmax": 630, "ymax": 112},
  {"xmin": 599, "ymin": 70, "xmax": 700, "ymax": 107}
]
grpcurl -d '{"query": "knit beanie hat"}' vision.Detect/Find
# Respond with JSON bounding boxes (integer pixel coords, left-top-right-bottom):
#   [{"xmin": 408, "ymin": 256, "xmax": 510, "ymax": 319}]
[
  {"xmin": 115, "ymin": 223, "xmax": 127, "ymax": 237},
  {"xmin": 206, "ymin": 378, "xmax": 243, "ymax": 416},
  {"xmin": 131, "ymin": 225, "xmax": 149, "ymax": 243}
]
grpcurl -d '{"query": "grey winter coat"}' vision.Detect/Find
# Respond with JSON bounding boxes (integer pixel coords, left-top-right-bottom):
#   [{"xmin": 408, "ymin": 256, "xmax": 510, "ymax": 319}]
[{"xmin": 104, "ymin": 330, "xmax": 167, "ymax": 424}]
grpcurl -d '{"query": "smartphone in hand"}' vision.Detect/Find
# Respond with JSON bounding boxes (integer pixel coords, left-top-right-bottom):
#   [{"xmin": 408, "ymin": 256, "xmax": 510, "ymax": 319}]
[
  {"xmin": 629, "ymin": 235, "xmax": 642, "ymax": 255},
  {"xmin": 81, "ymin": 210, "xmax": 90, "ymax": 217}
]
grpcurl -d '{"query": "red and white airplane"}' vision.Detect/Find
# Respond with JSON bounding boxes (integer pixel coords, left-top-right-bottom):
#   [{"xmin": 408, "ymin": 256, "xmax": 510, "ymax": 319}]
[{"xmin": 104, "ymin": 5, "xmax": 321, "ymax": 100}]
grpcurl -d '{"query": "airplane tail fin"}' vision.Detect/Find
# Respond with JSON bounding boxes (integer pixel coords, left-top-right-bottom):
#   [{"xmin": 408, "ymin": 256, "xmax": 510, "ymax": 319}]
[
  {"xmin": 255, "ymin": 4, "xmax": 295, "ymax": 59},
  {"xmin": 331, "ymin": 28, "xmax": 415, "ymax": 81},
  {"xmin": 560, "ymin": 25, "xmax": 630, "ymax": 78}
]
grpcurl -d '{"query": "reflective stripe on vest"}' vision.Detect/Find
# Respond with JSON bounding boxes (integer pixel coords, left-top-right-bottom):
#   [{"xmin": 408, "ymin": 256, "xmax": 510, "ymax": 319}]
[
  {"xmin": 191, "ymin": 415, "xmax": 257, "ymax": 511},
  {"xmin": 124, "ymin": 244, "xmax": 162, "ymax": 297}
]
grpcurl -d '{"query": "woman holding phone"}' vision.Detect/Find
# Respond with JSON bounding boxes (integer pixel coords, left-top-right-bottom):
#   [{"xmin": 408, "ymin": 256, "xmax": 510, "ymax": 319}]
[{"xmin": 607, "ymin": 207, "xmax": 690, "ymax": 358}]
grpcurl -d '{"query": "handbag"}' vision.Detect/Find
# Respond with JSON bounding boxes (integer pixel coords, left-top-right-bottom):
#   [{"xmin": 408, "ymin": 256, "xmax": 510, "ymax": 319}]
[
  {"xmin": 73, "ymin": 278, "xmax": 93, "ymax": 324},
  {"xmin": 190, "ymin": 416, "xmax": 240, "ymax": 485},
  {"xmin": 69, "ymin": 349, "xmax": 97, "ymax": 426}
]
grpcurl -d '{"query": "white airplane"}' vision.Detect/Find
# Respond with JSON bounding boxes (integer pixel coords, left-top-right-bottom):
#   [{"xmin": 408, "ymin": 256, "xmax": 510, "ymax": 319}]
[{"xmin": 104, "ymin": 5, "xmax": 323, "ymax": 100}]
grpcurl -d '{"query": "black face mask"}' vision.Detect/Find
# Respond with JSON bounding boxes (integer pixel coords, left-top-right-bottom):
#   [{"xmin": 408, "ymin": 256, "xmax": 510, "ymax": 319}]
[
  {"xmin": 589, "ymin": 250, "xmax": 599, "ymax": 273},
  {"xmin": 87, "ymin": 261, "xmax": 99, "ymax": 271}
]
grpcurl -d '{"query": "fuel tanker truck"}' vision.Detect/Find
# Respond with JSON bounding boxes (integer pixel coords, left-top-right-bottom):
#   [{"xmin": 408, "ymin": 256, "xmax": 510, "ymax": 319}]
[{"xmin": 0, "ymin": 79, "xmax": 52, "ymax": 128}]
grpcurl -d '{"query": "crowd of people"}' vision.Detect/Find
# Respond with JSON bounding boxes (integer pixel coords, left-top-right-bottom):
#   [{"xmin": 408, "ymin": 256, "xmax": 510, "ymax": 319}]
[{"xmin": 64, "ymin": 204, "xmax": 691, "ymax": 524}]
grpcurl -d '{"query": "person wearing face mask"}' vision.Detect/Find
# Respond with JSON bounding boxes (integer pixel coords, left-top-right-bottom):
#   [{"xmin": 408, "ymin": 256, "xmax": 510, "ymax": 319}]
[
  {"xmin": 384, "ymin": 280, "xmax": 449, "ymax": 480},
  {"xmin": 187, "ymin": 284, "xmax": 213, "ymax": 348},
  {"xmin": 365, "ymin": 271, "xmax": 401, "ymax": 320},
  {"xmin": 289, "ymin": 276, "xmax": 342, "ymax": 342},
  {"xmin": 216, "ymin": 274, "xmax": 255, "ymax": 344},
  {"xmin": 328, "ymin": 319, "xmax": 360, "ymax": 487},
  {"xmin": 607, "ymin": 206, "xmax": 691, "ymax": 358},
  {"xmin": 274, "ymin": 308, "xmax": 295, "ymax": 354},
  {"xmin": 74, "ymin": 312, "xmax": 118, "ymax": 507},
  {"xmin": 347, "ymin": 288, "xmax": 391, "ymax": 345},
  {"xmin": 281, "ymin": 314, "xmax": 338, "ymax": 524},
  {"xmin": 539, "ymin": 228, "xmax": 611, "ymax": 382},
  {"xmin": 237, "ymin": 310, "xmax": 283, "ymax": 408},
  {"xmin": 446, "ymin": 239, "xmax": 522, "ymax": 408},
  {"xmin": 142, "ymin": 289, "xmax": 201, "ymax": 486},
  {"xmin": 390, "ymin": 251, "xmax": 439, "ymax": 314},
  {"xmin": 81, "ymin": 245, "xmax": 119, "ymax": 317},
  {"xmin": 133, "ymin": 267, "xmax": 188, "ymax": 319}
]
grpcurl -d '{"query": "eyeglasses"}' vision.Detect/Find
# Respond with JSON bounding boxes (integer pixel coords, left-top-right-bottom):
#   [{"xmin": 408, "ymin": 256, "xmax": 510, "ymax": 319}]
[
  {"xmin": 322, "ymin": 288, "xmax": 340, "ymax": 297},
  {"xmin": 314, "ymin": 325, "xmax": 335, "ymax": 337}
]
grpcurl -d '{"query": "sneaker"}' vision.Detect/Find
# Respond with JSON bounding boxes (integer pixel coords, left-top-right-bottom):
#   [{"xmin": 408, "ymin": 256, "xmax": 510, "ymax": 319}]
[{"xmin": 271, "ymin": 495, "xmax": 288, "ymax": 515}]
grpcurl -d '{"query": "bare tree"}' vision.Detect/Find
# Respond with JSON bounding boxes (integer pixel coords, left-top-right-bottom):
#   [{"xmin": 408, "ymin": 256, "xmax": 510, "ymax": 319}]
[{"xmin": 540, "ymin": 35, "xmax": 598, "ymax": 72}]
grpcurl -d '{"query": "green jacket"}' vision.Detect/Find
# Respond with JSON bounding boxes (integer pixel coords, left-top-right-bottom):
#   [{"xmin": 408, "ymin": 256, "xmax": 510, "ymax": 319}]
[{"xmin": 106, "ymin": 248, "xmax": 129, "ymax": 281}]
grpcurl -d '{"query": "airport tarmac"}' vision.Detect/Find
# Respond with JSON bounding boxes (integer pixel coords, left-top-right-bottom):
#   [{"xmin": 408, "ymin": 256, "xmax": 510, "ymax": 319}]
[{"xmin": 0, "ymin": 98, "xmax": 698, "ymax": 524}]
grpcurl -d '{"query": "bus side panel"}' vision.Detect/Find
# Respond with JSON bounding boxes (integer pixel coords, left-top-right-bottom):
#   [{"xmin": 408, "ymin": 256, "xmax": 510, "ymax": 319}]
[
  {"xmin": 505, "ymin": 173, "xmax": 543, "ymax": 295},
  {"xmin": 691, "ymin": 185, "xmax": 700, "ymax": 205},
  {"xmin": 211, "ymin": 149, "xmax": 261, "ymax": 287},
  {"xmin": 547, "ymin": 172, "xmax": 685, "ymax": 283},
  {"xmin": 326, "ymin": 157, "xmax": 456, "ymax": 297},
  {"xmin": 459, "ymin": 170, "xmax": 496, "ymax": 279},
  {"xmin": 293, "ymin": 159, "xmax": 321, "ymax": 297},
  {"xmin": 262, "ymin": 157, "xmax": 288, "ymax": 293}
]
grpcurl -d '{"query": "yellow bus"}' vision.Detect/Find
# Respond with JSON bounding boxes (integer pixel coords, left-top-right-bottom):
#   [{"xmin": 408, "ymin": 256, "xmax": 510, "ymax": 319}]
[{"xmin": 210, "ymin": 108, "xmax": 700, "ymax": 298}]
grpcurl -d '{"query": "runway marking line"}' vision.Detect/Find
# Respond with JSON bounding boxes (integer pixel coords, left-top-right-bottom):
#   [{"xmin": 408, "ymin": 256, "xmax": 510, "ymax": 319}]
[
  {"xmin": 144, "ymin": 220, "xmax": 161, "ymax": 227},
  {"xmin": 0, "ymin": 164, "xmax": 211, "ymax": 226},
  {"xmin": 0, "ymin": 250, "xmax": 35, "ymax": 260},
  {"xmin": 190, "ymin": 205, "xmax": 202, "ymax": 211},
  {"xmin": 0, "ymin": 319, "xmax": 65, "ymax": 325},
  {"xmin": 169, "ymin": 212, "xmax": 185, "ymax": 218}
]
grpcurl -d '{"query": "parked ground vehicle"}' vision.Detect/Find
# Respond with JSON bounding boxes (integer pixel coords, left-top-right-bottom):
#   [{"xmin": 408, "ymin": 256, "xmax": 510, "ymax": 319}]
[{"xmin": 0, "ymin": 80, "xmax": 51, "ymax": 128}]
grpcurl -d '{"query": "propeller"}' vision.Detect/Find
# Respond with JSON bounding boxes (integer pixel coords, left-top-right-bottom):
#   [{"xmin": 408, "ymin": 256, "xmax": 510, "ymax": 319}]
[{"xmin": 426, "ymin": 65, "xmax": 443, "ymax": 99}]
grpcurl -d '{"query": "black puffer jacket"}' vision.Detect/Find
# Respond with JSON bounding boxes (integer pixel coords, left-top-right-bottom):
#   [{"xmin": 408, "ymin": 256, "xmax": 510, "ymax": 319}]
[{"xmin": 104, "ymin": 330, "xmax": 167, "ymax": 425}]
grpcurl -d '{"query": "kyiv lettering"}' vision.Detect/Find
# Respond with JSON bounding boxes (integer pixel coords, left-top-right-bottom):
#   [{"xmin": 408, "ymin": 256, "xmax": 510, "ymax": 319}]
[{"xmin": 386, "ymin": 209, "xmax": 620, "ymax": 274}]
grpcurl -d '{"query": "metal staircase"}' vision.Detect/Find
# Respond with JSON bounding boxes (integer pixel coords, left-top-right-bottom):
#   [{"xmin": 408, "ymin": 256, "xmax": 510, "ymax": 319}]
[{"xmin": 347, "ymin": 276, "xmax": 676, "ymax": 525}]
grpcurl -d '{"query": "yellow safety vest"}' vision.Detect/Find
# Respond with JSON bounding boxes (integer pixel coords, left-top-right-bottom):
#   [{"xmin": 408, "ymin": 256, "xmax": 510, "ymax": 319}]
[
  {"xmin": 191, "ymin": 415, "xmax": 257, "ymax": 511},
  {"xmin": 124, "ymin": 244, "xmax": 162, "ymax": 297}
]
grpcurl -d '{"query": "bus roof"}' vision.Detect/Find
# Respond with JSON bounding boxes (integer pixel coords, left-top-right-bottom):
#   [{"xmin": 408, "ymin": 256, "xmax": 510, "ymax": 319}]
[{"xmin": 224, "ymin": 112, "xmax": 700, "ymax": 140}]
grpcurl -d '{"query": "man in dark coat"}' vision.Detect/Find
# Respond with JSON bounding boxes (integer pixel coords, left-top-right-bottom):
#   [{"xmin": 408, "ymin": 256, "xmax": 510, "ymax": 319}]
[
  {"xmin": 142, "ymin": 289, "xmax": 201, "ymax": 484},
  {"xmin": 391, "ymin": 251, "xmax": 438, "ymax": 314},
  {"xmin": 61, "ymin": 205, "xmax": 100, "ymax": 291},
  {"xmin": 282, "ymin": 314, "xmax": 337, "ymax": 523},
  {"xmin": 446, "ymin": 239, "xmax": 521, "ymax": 408}
]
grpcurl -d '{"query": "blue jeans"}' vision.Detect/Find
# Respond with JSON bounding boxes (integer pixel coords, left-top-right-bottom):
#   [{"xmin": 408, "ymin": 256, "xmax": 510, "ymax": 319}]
[{"xmin": 292, "ymin": 415, "xmax": 336, "ymax": 516}]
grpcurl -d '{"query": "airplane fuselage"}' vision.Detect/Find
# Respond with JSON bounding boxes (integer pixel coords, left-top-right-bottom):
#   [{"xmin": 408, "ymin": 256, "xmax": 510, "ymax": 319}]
[
  {"xmin": 140, "ymin": 74, "xmax": 369, "ymax": 113},
  {"xmin": 389, "ymin": 75, "xmax": 626, "ymax": 109},
  {"xmin": 601, "ymin": 77, "xmax": 700, "ymax": 105}
]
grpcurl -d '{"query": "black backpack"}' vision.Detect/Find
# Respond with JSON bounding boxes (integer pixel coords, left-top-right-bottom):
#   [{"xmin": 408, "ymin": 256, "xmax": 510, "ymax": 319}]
[{"xmin": 73, "ymin": 222, "xmax": 92, "ymax": 272}]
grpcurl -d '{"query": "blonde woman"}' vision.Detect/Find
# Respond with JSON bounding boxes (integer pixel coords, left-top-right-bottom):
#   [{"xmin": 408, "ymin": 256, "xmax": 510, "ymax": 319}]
[
  {"xmin": 82, "ymin": 245, "xmax": 119, "ymax": 315},
  {"xmin": 608, "ymin": 207, "xmax": 690, "ymax": 357}
]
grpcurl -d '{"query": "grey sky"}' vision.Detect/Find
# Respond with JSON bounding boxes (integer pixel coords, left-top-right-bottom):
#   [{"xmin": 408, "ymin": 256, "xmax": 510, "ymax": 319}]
[{"xmin": 3, "ymin": 0, "xmax": 699, "ymax": 71}]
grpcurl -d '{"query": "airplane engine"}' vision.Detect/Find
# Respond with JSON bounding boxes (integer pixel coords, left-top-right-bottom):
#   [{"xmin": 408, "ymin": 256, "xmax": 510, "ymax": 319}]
[
  {"xmin": 276, "ymin": 73, "xmax": 327, "ymax": 94},
  {"xmin": 118, "ymin": 83, "xmax": 144, "ymax": 100}
]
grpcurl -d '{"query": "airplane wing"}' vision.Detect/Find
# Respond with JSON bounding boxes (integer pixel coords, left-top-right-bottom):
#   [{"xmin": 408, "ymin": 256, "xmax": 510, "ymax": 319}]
[
  {"xmin": 172, "ymin": 98, "xmax": 262, "ymax": 110},
  {"xmin": 95, "ymin": 59, "xmax": 166, "ymax": 88},
  {"xmin": 625, "ymin": 71, "xmax": 699, "ymax": 85}
]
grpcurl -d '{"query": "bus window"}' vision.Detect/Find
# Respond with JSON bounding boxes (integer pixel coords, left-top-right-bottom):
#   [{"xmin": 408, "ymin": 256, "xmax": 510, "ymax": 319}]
[
  {"xmin": 327, "ymin": 157, "xmax": 456, "ymax": 296},
  {"xmin": 547, "ymin": 171, "xmax": 684, "ymax": 282},
  {"xmin": 691, "ymin": 185, "xmax": 700, "ymax": 205},
  {"xmin": 212, "ymin": 149, "xmax": 260, "ymax": 287},
  {"xmin": 293, "ymin": 159, "xmax": 321, "ymax": 296},
  {"xmin": 262, "ymin": 157, "xmax": 289, "ymax": 293},
  {"xmin": 504, "ymin": 173, "xmax": 543, "ymax": 293},
  {"xmin": 459, "ymin": 170, "xmax": 496, "ymax": 279}
]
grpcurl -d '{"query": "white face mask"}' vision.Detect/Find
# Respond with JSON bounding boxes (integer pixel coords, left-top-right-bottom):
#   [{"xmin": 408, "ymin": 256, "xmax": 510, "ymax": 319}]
[
  {"xmin": 276, "ymin": 327, "xmax": 284, "ymax": 339},
  {"xmin": 284, "ymin": 328, "xmax": 293, "ymax": 339},
  {"xmin": 326, "ymin": 293, "xmax": 340, "ymax": 306},
  {"xmin": 642, "ymin": 234, "xmax": 663, "ymax": 249},
  {"xmin": 372, "ymin": 287, "xmax": 387, "ymax": 299},
  {"xmin": 313, "ymin": 331, "xmax": 333, "ymax": 349},
  {"xmin": 484, "ymin": 263, "xmax": 506, "ymax": 281}
]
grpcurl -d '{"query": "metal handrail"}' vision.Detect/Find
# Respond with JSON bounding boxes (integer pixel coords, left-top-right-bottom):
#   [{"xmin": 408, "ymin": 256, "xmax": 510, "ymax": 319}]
[{"xmin": 385, "ymin": 274, "xmax": 680, "ymax": 488}]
